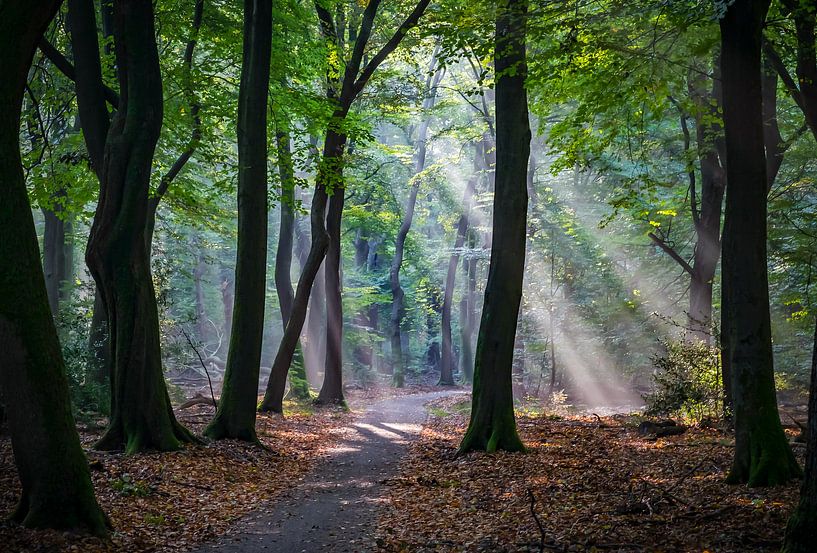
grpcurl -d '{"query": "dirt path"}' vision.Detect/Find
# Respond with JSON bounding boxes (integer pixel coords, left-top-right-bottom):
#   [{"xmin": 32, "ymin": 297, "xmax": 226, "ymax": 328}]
[{"xmin": 191, "ymin": 390, "xmax": 463, "ymax": 553}]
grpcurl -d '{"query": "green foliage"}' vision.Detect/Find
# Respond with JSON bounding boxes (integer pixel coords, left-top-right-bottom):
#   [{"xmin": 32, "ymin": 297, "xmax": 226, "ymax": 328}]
[
  {"xmin": 643, "ymin": 339, "xmax": 723, "ymax": 422},
  {"xmin": 110, "ymin": 474, "xmax": 152, "ymax": 497},
  {"xmin": 56, "ymin": 288, "xmax": 110, "ymax": 417}
]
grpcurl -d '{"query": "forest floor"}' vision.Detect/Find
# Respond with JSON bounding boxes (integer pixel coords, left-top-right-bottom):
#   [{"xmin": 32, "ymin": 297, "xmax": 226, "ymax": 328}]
[
  {"xmin": 0, "ymin": 384, "xmax": 443, "ymax": 553},
  {"xmin": 0, "ymin": 388, "xmax": 808, "ymax": 553},
  {"xmin": 376, "ymin": 395, "xmax": 805, "ymax": 553}
]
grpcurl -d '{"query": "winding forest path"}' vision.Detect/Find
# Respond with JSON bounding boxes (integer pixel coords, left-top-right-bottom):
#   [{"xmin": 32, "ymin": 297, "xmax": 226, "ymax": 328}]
[{"xmin": 192, "ymin": 389, "xmax": 463, "ymax": 553}]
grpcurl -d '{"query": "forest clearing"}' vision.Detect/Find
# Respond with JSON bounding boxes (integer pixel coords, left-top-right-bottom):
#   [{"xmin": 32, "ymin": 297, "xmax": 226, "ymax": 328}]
[{"xmin": 2, "ymin": 0, "xmax": 817, "ymax": 551}]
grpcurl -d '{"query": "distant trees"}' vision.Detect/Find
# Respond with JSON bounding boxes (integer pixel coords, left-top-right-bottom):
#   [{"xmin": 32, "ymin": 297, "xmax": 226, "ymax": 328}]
[
  {"xmin": 0, "ymin": 0, "xmax": 107, "ymax": 534},
  {"xmin": 719, "ymin": 0, "xmax": 800, "ymax": 486},
  {"xmin": 459, "ymin": 0, "xmax": 528, "ymax": 454}
]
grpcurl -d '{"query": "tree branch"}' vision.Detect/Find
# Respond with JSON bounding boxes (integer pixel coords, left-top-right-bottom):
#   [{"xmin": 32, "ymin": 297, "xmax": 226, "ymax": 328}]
[
  {"xmin": 648, "ymin": 232, "xmax": 695, "ymax": 276},
  {"xmin": 352, "ymin": 0, "xmax": 432, "ymax": 98},
  {"xmin": 38, "ymin": 38, "xmax": 120, "ymax": 108}
]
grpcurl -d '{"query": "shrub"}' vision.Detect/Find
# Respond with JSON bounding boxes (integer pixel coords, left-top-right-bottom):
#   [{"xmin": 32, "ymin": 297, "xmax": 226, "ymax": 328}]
[{"xmin": 643, "ymin": 339, "xmax": 723, "ymax": 422}]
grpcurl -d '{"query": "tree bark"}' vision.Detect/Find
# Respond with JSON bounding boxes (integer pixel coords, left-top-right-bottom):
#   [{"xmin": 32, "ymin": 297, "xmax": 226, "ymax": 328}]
[
  {"xmin": 441, "ymin": 175, "xmax": 477, "ymax": 386},
  {"xmin": 86, "ymin": 0, "xmax": 196, "ymax": 453},
  {"xmin": 0, "ymin": 0, "xmax": 108, "ymax": 533},
  {"xmin": 782, "ymin": 315, "xmax": 817, "ymax": 552},
  {"xmin": 205, "ymin": 0, "xmax": 272, "ymax": 442},
  {"xmin": 42, "ymin": 204, "xmax": 72, "ymax": 316},
  {"xmin": 273, "ymin": 124, "xmax": 310, "ymax": 400},
  {"xmin": 459, "ymin": 0, "xmax": 529, "ymax": 454},
  {"xmin": 719, "ymin": 0, "xmax": 800, "ymax": 486}
]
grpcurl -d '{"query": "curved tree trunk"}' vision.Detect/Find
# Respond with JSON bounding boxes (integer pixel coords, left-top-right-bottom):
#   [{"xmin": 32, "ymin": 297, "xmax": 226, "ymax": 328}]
[
  {"xmin": 274, "ymin": 125, "xmax": 310, "ymax": 400},
  {"xmin": 317, "ymin": 182, "xmax": 347, "ymax": 405},
  {"xmin": 459, "ymin": 0, "xmax": 529, "ymax": 454},
  {"xmin": 0, "ymin": 0, "xmax": 108, "ymax": 533},
  {"xmin": 87, "ymin": 0, "xmax": 195, "ymax": 453},
  {"xmin": 205, "ymin": 0, "xmax": 272, "ymax": 442},
  {"xmin": 719, "ymin": 0, "xmax": 800, "ymax": 486},
  {"xmin": 259, "ymin": 130, "xmax": 341, "ymax": 412}
]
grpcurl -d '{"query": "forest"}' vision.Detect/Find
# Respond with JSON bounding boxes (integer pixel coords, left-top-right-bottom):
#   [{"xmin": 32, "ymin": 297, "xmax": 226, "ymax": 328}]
[{"xmin": 2, "ymin": 0, "xmax": 817, "ymax": 551}]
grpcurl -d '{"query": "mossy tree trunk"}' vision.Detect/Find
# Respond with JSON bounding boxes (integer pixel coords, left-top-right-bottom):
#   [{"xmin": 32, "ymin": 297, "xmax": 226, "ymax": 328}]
[
  {"xmin": 782, "ymin": 315, "xmax": 817, "ymax": 552},
  {"xmin": 0, "ymin": 0, "xmax": 108, "ymax": 534},
  {"xmin": 86, "ymin": 0, "xmax": 195, "ymax": 453},
  {"xmin": 459, "ymin": 0, "xmax": 529, "ymax": 455},
  {"xmin": 205, "ymin": 0, "xmax": 272, "ymax": 442},
  {"xmin": 719, "ymin": 0, "xmax": 801, "ymax": 486}
]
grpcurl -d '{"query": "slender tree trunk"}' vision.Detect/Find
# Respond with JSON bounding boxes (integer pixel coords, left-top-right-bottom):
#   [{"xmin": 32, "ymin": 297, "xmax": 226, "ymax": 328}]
[
  {"xmin": 206, "ymin": 0, "xmax": 272, "ymax": 442},
  {"xmin": 87, "ymin": 0, "xmax": 195, "ymax": 453},
  {"xmin": 720, "ymin": 0, "xmax": 800, "ymax": 486},
  {"xmin": 259, "ymin": 130, "xmax": 340, "ymax": 412},
  {"xmin": 42, "ymin": 205, "xmax": 71, "ymax": 316},
  {"xmin": 459, "ymin": 230, "xmax": 477, "ymax": 382},
  {"xmin": 273, "ymin": 125, "xmax": 310, "ymax": 400},
  {"xmin": 459, "ymin": 0, "xmax": 529, "ymax": 454},
  {"xmin": 441, "ymin": 172, "xmax": 477, "ymax": 385},
  {"xmin": 0, "ymin": 1, "xmax": 108, "ymax": 533},
  {"xmin": 782, "ymin": 315, "xmax": 817, "ymax": 552},
  {"xmin": 317, "ymin": 184, "xmax": 346, "ymax": 405},
  {"xmin": 193, "ymin": 246, "xmax": 208, "ymax": 343}
]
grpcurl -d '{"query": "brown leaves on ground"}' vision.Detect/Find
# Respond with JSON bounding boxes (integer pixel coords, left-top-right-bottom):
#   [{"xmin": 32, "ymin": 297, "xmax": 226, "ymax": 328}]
[
  {"xmin": 0, "ymin": 401, "xmax": 352, "ymax": 553},
  {"xmin": 377, "ymin": 396, "xmax": 803, "ymax": 553}
]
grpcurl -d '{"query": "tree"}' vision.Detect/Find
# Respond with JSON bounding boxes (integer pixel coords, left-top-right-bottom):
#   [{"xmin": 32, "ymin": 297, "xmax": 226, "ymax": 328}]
[
  {"xmin": 719, "ymin": 0, "xmax": 801, "ymax": 486},
  {"xmin": 390, "ymin": 48, "xmax": 444, "ymax": 387},
  {"xmin": 459, "ymin": 0, "xmax": 528, "ymax": 454},
  {"xmin": 84, "ymin": 0, "xmax": 197, "ymax": 453},
  {"xmin": 263, "ymin": 0, "xmax": 432, "ymax": 409},
  {"xmin": 0, "ymin": 0, "xmax": 107, "ymax": 534},
  {"xmin": 782, "ymin": 314, "xmax": 817, "ymax": 552},
  {"xmin": 205, "ymin": 0, "xmax": 273, "ymax": 442}
]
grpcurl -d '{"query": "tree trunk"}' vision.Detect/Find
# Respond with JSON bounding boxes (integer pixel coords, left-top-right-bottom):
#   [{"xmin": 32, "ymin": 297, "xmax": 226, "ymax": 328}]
[
  {"xmin": 782, "ymin": 315, "xmax": 817, "ymax": 552},
  {"xmin": 719, "ymin": 0, "xmax": 800, "ymax": 486},
  {"xmin": 194, "ymin": 244, "xmax": 208, "ymax": 344},
  {"xmin": 459, "ymin": 230, "xmax": 477, "ymax": 383},
  {"xmin": 441, "ymin": 172, "xmax": 477, "ymax": 386},
  {"xmin": 390, "ymin": 51, "xmax": 443, "ymax": 387},
  {"xmin": 273, "ymin": 125, "xmax": 310, "ymax": 400},
  {"xmin": 259, "ymin": 129, "xmax": 340, "ymax": 412},
  {"xmin": 42, "ymin": 203, "xmax": 72, "ymax": 316},
  {"xmin": 205, "ymin": 0, "xmax": 272, "ymax": 442},
  {"xmin": 317, "ymin": 184, "xmax": 346, "ymax": 405},
  {"xmin": 0, "ymin": 0, "xmax": 108, "ymax": 533},
  {"xmin": 459, "ymin": 0, "xmax": 529, "ymax": 454},
  {"xmin": 87, "ymin": 0, "xmax": 195, "ymax": 453}
]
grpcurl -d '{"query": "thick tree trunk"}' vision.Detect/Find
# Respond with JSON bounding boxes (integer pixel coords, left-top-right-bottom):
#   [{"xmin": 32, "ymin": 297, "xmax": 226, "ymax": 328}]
[
  {"xmin": 782, "ymin": 316, "xmax": 817, "ymax": 552},
  {"xmin": 390, "ymin": 53, "xmax": 443, "ymax": 387},
  {"xmin": 0, "ymin": 1, "xmax": 108, "ymax": 533},
  {"xmin": 87, "ymin": 0, "xmax": 195, "ymax": 453},
  {"xmin": 459, "ymin": 0, "xmax": 528, "ymax": 454},
  {"xmin": 274, "ymin": 126, "xmax": 310, "ymax": 400},
  {"xmin": 205, "ymin": 0, "xmax": 272, "ymax": 442},
  {"xmin": 720, "ymin": 0, "xmax": 800, "ymax": 486}
]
